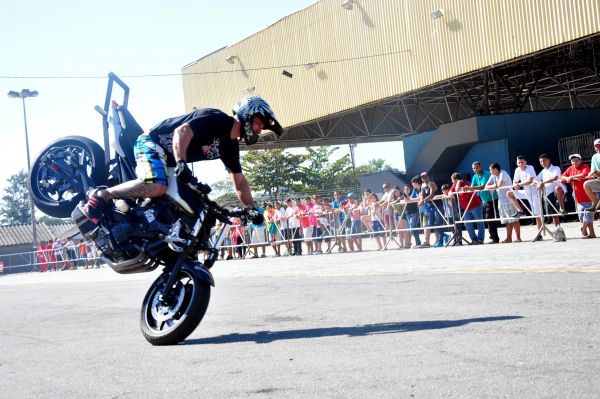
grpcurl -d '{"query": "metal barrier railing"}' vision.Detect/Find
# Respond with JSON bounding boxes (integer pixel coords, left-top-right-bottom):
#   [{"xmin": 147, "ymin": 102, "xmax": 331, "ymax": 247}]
[{"xmin": 1, "ymin": 186, "xmax": 597, "ymax": 273}]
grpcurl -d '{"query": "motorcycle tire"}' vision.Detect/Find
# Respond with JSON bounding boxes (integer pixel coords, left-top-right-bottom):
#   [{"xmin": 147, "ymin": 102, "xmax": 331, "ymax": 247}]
[
  {"xmin": 28, "ymin": 135, "xmax": 108, "ymax": 218},
  {"xmin": 140, "ymin": 265, "xmax": 211, "ymax": 345}
]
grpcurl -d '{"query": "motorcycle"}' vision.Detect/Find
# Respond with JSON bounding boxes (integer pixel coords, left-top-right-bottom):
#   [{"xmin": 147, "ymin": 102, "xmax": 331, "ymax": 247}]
[{"xmin": 29, "ymin": 72, "xmax": 254, "ymax": 345}]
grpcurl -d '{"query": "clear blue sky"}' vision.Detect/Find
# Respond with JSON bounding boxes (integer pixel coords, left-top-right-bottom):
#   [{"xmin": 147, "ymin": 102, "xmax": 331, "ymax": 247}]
[{"xmin": 0, "ymin": 0, "xmax": 405, "ymax": 193}]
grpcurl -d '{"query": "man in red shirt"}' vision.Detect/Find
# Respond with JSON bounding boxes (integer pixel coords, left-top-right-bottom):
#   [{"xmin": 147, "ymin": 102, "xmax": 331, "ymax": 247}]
[
  {"xmin": 450, "ymin": 173, "xmax": 485, "ymax": 244},
  {"xmin": 562, "ymin": 154, "xmax": 595, "ymax": 238}
]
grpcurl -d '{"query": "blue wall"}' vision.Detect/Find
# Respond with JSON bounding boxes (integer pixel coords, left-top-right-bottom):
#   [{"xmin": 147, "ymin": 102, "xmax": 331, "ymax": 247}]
[{"xmin": 455, "ymin": 139, "xmax": 508, "ymax": 178}]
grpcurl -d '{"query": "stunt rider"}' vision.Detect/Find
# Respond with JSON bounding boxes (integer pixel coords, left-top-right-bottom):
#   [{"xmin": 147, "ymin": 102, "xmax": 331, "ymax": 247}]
[{"xmin": 82, "ymin": 96, "xmax": 282, "ymax": 222}]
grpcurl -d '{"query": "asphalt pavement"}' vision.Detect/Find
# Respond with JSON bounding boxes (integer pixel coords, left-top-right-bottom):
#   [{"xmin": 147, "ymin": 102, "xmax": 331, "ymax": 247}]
[{"xmin": 0, "ymin": 222, "xmax": 598, "ymax": 398}]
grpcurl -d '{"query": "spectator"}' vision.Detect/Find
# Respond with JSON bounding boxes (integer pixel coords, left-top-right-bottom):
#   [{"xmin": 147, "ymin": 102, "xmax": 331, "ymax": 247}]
[
  {"xmin": 583, "ymin": 138, "xmax": 600, "ymax": 212},
  {"xmin": 346, "ymin": 192, "xmax": 363, "ymax": 251},
  {"xmin": 300, "ymin": 197, "xmax": 315, "ymax": 255},
  {"xmin": 45, "ymin": 239, "xmax": 56, "ymax": 271},
  {"xmin": 369, "ymin": 192, "xmax": 385, "ymax": 250},
  {"xmin": 359, "ymin": 189, "xmax": 373, "ymax": 233},
  {"xmin": 468, "ymin": 161, "xmax": 499, "ymax": 244},
  {"xmin": 275, "ymin": 201, "xmax": 292, "ymax": 256},
  {"xmin": 290, "ymin": 199, "xmax": 304, "ymax": 255},
  {"xmin": 440, "ymin": 183, "xmax": 459, "ymax": 235},
  {"xmin": 332, "ymin": 191, "xmax": 348, "ymax": 253},
  {"xmin": 310, "ymin": 195, "xmax": 324, "ymax": 255},
  {"xmin": 249, "ymin": 202, "xmax": 267, "ymax": 258},
  {"xmin": 378, "ymin": 183, "xmax": 394, "ymax": 234},
  {"xmin": 403, "ymin": 184, "xmax": 422, "ymax": 248},
  {"xmin": 231, "ymin": 217, "xmax": 246, "ymax": 259},
  {"xmin": 418, "ymin": 172, "xmax": 446, "ymax": 248},
  {"xmin": 264, "ymin": 203, "xmax": 281, "ymax": 257},
  {"xmin": 389, "ymin": 186, "xmax": 412, "ymax": 249},
  {"xmin": 53, "ymin": 238, "xmax": 67, "ymax": 270},
  {"xmin": 511, "ymin": 155, "xmax": 542, "ymax": 233},
  {"xmin": 485, "ymin": 163, "xmax": 521, "ymax": 243},
  {"xmin": 561, "ymin": 153, "xmax": 595, "ymax": 238},
  {"xmin": 66, "ymin": 237, "xmax": 78, "ymax": 269},
  {"xmin": 36, "ymin": 241, "xmax": 47, "ymax": 272},
  {"xmin": 535, "ymin": 154, "xmax": 568, "ymax": 220},
  {"xmin": 318, "ymin": 197, "xmax": 334, "ymax": 253},
  {"xmin": 450, "ymin": 173, "xmax": 484, "ymax": 244}
]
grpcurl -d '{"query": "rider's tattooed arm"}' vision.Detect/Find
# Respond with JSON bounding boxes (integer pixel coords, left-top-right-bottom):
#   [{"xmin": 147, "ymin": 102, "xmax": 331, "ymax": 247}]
[
  {"xmin": 173, "ymin": 124, "xmax": 194, "ymax": 162},
  {"xmin": 107, "ymin": 180, "xmax": 167, "ymax": 199},
  {"xmin": 230, "ymin": 172, "xmax": 254, "ymax": 207}
]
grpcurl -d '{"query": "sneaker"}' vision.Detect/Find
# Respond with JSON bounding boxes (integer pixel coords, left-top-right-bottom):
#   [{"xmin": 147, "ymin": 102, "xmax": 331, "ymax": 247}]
[
  {"xmin": 226, "ymin": 255, "xmax": 233, "ymax": 260},
  {"xmin": 512, "ymin": 211, "xmax": 526, "ymax": 218},
  {"xmin": 442, "ymin": 234, "xmax": 450, "ymax": 245},
  {"xmin": 82, "ymin": 191, "xmax": 110, "ymax": 223},
  {"xmin": 558, "ymin": 208, "xmax": 567, "ymax": 215},
  {"xmin": 314, "ymin": 250, "xmax": 323, "ymax": 255},
  {"xmin": 251, "ymin": 254, "xmax": 259, "ymax": 259},
  {"xmin": 433, "ymin": 241, "xmax": 443, "ymax": 248},
  {"xmin": 260, "ymin": 254, "xmax": 267, "ymax": 258}
]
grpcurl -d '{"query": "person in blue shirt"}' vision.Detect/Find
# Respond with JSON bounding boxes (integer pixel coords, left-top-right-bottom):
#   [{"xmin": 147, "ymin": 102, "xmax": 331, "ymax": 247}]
[{"xmin": 467, "ymin": 161, "xmax": 500, "ymax": 243}]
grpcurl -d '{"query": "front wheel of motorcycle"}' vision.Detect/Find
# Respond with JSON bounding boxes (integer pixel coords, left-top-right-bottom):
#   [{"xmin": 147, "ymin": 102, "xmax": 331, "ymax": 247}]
[
  {"xmin": 140, "ymin": 266, "xmax": 211, "ymax": 345},
  {"xmin": 28, "ymin": 135, "xmax": 108, "ymax": 218}
]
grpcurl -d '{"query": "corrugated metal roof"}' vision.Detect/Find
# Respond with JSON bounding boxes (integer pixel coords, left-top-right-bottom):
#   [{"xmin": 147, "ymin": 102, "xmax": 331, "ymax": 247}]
[
  {"xmin": 181, "ymin": 0, "xmax": 600, "ymax": 128},
  {"xmin": 0, "ymin": 223, "xmax": 78, "ymax": 247}
]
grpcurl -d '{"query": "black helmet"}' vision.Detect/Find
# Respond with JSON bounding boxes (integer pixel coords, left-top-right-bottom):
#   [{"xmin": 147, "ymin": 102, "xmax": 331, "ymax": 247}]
[{"xmin": 232, "ymin": 96, "xmax": 283, "ymax": 145}]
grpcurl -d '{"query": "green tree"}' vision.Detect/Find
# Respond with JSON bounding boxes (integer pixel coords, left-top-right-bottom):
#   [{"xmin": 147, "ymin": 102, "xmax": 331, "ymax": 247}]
[
  {"xmin": 209, "ymin": 178, "xmax": 239, "ymax": 207},
  {"xmin": 0, "ymin": 170, "xmax": 32, "ymax": 225},
  {"xmin": 242, "ymin": 149, "xmax": 306, "ymax": 200},
  {"xmin": 364, "ymin": 158, "xmax": 392, "ymax": 173},
  {"xmin": 301, "ymin": 146, "xmax": 352, "ymax": 192}
]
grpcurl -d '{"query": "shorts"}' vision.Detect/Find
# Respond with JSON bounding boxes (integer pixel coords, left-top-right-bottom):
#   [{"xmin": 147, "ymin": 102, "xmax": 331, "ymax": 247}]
[
  {"xmin": 303, "ymin": 226, "xmax": 314, "ymax": 239},
  {"xmin": 498, "ymin": 202, "xmax": 518, "ymax": 224},
  {"xmin": 282, "ymin": 228, "xmax": 291, "ymax": 240},
  {"xmin": 313, "ymin": 227, "xmax": 323, "ymax": 242},
  {"xmin": 250, "ymin": 226, "xmax": 267, "ymax": 244},
  {"xmin": 350, "ymin": 220, "xmax": 362, "ymax": 236},
  {"xmin": 134, "ymin": 134, "xmax": 168, "ymax": 185},
  {"xmin": 371, "ymin": 220, "xmax": 384, "ymax": 237},
  {"xmin": 585, "ymin": 178, "xmax": 600, "ymax": 193},
  {"xmin": 577, "ymin": 202, "xmax": 594, "ymax": 223},
  {"xmin": 513, "ymin": 189, "xmax": 541, "ymax": 215}
]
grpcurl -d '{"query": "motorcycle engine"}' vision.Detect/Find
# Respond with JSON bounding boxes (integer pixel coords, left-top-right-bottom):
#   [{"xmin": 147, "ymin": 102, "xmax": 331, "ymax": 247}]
[{"xmin": 73, "ymin": 200, "xmax": 175, "ymax": 263}]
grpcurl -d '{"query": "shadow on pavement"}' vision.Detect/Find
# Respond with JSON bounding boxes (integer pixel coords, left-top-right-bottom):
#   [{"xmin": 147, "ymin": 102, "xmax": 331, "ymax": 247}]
[{"xmin": 185, "ymin": 315, "xmax": 523, "ymax": 345}]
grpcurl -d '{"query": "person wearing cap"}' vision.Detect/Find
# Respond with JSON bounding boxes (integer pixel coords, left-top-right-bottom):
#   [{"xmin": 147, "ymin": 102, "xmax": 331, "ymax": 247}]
[
  {"xmin": 562, "ymin": 153, "xmax": 595, "ymax": 238},
  {"xmin": 510, "ymin": 155, "xmax": 542, "ymax": 233},
  {"xmin": 583, "ymin": 138, "xmax": 600, "ymax": 212}
]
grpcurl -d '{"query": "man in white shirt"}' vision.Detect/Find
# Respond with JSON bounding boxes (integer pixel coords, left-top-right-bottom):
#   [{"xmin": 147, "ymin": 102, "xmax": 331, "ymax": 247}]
[
  {"xmin": 535, "ymin": 154, "xmax": 567, "ymax": 226},
  {"xmin": 509, "ymin": 155, "xmax": 542, "ymax": 232},
  {"xmin": 485, "ymin": 163, "xmax": 521, "ymax": 243},
  {"xmin": 275, "ymin": 201, "xmax": 292, "ymax": 256},
  {"xmin": 285, "ymin": 198, "xmax": 302, "ymax": 256},
  {"xmin": 583, "ymin": 138, "xmax": 600, "ymax": 212}
]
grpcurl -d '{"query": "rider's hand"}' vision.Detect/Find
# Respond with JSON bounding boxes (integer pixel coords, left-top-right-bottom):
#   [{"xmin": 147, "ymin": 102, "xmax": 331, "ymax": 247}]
[
  {"xmin": 174, "ymin": 161, "xmax": 194, "ymax": 183},
  {"xmin": 245, "ymin": 206, "xmax": 264, "ymax": 225}
]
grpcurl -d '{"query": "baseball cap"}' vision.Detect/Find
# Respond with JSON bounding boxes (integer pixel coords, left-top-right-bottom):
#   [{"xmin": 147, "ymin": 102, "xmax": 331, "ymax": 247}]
[
  {"xmin": 568, "ymin": 153, "xmax": 582, "ymax": 160},
  {"xmin": 347, "ymin": 192, "xmax": 355, "ymax": 198},
  {"xmin": 420, "ymin": 172, "xmax": 429, "ymax": 177},
  {"xmin": 594, "ymin": 138, "xmax": 600, "ymax": 145}
]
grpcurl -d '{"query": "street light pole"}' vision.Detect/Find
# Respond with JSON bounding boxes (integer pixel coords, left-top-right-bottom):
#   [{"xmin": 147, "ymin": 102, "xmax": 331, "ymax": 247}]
[
  {"xmin": 349, "ymin": 143, "xmax": 358, "ymax": 193},
  {"xmin": 7, "ymin": 89, "xmax": 39, "ymax": 267}
]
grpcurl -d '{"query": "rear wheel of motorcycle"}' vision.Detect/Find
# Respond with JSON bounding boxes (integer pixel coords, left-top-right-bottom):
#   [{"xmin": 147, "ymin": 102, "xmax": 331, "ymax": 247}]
[
  {"xmin": 28, "ymin": 135, "xmax": 108, "ymax": 218},
  {"xmin": 140, "ymin": 267, "xmax": 211, "ymax": 345}
]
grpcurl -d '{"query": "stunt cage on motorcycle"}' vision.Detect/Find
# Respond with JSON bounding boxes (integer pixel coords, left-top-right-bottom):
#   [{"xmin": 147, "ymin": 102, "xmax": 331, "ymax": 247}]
[{"xmin": 29, "ymin": 72, "xmax": 258, "ymax": 346}]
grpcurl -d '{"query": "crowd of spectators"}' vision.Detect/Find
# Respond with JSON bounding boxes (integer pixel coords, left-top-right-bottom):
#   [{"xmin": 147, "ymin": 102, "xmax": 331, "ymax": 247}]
[
  {"xmin": 218, "ymin": 139, "xmax": 600, "ymax": 259},
  {"xmin": 35, "ymin": 238, "xmax": 101, "ymax": 272}
]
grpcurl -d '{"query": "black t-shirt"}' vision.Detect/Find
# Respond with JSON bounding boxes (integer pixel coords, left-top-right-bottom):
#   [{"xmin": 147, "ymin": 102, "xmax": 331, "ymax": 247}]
[{"xmin": 148, "ymin": 108, "xmax": 240, "ymax": 173}]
